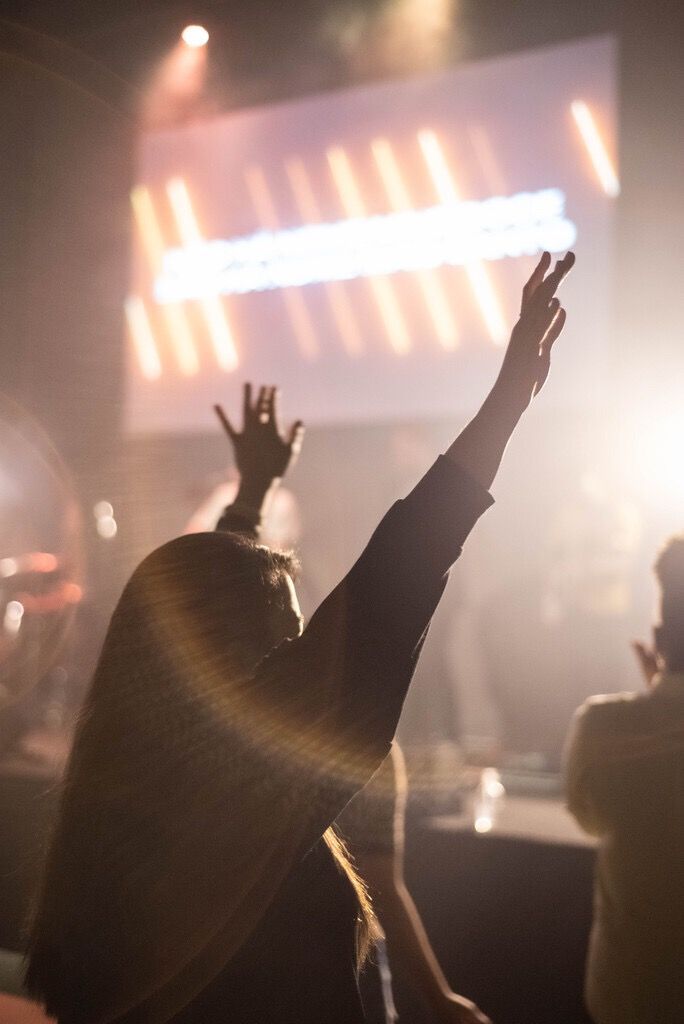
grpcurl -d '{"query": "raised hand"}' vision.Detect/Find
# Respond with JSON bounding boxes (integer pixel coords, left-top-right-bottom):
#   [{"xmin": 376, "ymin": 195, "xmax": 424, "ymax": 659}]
[
  {"xmin": 497, "ymin": 250, "xmax": 575, "ymax": 409},
  {"xmin": 445, "ymin": 251, "xmax": 575, "ymax": 491},
  {"xmin": 215, "ymin": 383, "xmax": 304, "ymax": 489},
  {"xmin": 631, "ymin": 640, "xmax": 660, "ymax": 688}
]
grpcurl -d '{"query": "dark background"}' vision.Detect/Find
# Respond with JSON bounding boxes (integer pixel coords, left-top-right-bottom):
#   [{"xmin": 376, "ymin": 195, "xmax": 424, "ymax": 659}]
[{"xmin": 2, "ymin": 0, "xmax": 684, "ymax": 758}]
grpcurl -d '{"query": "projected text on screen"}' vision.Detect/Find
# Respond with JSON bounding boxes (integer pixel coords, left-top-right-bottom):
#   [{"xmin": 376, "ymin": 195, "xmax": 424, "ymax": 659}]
[{"xmin": 126, "ymin": 35, "xmax": 616, "ymax": 431}]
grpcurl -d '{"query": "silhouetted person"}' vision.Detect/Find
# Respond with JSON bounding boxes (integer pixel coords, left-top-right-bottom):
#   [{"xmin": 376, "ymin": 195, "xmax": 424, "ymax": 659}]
[
  {"xmin": 26, "ymin": 252, "xmax": 573, "ymax": 1024},
  {"xmin": 564, "ymin": 535, "xmax": 684, "ymax": 1024},
  {"xmin": 339, "ymin": 743, "xmax": 490, "ymax": 1023}
]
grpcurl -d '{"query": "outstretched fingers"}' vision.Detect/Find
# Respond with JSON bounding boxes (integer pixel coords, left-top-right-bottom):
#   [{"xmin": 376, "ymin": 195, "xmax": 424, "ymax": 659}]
[
  {"xmin": 214, "ymin": 403, "xmax": 237, "ymax": 440},
  {"xmin": 242, "ymin": 382, "xmax": 253, "ymax": 426},
  {"xmin": 533, "ymin": 305, "xmax": 567, "ymax": 396},
  {"xmin": 521, "ymin": 250, "xmax": 551, "ymax": 311},
  {"xmin": 267, "ymin": 386, "xmax": 280, "ymax": 431},
  {"xmin": 256, "ymin": 385, "xmax": 271, "ymax": 423},
  {"xmin": 543, "ymin": 305, "xmax": 567, "ymax": 351},
  {"xmin": 533, "ymin": 251, "xmax": 575, "ymax": 311},
  {"xmin": 288, "ymin": 419, "xmax": 305, "ymax": 456}
]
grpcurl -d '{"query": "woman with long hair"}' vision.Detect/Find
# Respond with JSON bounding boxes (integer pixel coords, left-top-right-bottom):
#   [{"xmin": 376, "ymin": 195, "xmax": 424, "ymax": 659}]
[{"xmin": 26, "ymin": 252, "xmax": 573, "ymax": 1024}]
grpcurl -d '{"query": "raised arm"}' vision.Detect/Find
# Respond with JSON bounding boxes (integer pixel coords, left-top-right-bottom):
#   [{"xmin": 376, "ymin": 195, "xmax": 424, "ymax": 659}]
[
  {"xmin": 447, "ymin": 250, "xmax": 573, "ymax": 489},
  {"xmin": 214, "ymin": 383, "xmax": 304, "ymax": 537},
  {"xmin": 41, "ymin": 254, "xmax": 574, "ymax": 1024},
  {"xmin": 255, "ymin": 250, "xmax": 575, "ymax": 804}
]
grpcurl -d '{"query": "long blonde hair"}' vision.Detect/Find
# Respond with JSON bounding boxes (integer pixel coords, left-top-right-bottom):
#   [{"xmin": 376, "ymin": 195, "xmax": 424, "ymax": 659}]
[
  {"xmin": 27, "ymin": 533, "xmax": 376, "ymax": 1020},
  {"xmin": 323, "ymin": 826, "xmax": 377, "ymax": 969}
]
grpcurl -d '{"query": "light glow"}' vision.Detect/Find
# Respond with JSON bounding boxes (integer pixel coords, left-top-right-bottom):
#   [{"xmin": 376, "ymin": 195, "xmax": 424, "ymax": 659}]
[
  {"xmin": 97, "ymin": 516, "xmax": 118, "ymax": 540},
  {"xmin": 130, "ymin": 186, "xmax": 199, "ymax": 375},
  {"xmin": 165, "ymin": 177, "xmax": 239, "ymax": 371},
  {"xmin": 418, "ymin": 129, "xmax": 509, "ymax": 345},
  {"xmin": 285, "ymin": 156, "xmax": 363, "ymax": 357},
  {"xmin": 93, "ymin": 501, "xmax": 113, "ymax": 519},
  {"xmin": 372, "ymin": 137, "xmax": 458, "ymax": 350},
  {"xmin": 631, "ymin": 411, "xmax": 684, "ymax": 506},
  {"xmin": 4, "ymin": 600, "xmax": 24, "ymax": 636},
  {"xmin": 154, "ymin": 187, "xmax": 576, "ymax": 305},
  {"xmin": 181, "ymin": 25, "xmax": 209, "ymax": 48},
  {"xmin": 125, "ymin": 296, "xmax": 163, "ymax": 380},
  {"xmin": 327, "ymin": 146, "xmax": 412, "ymax": 355},
  {"xmin": 245, "ymin": 165, "xmax": 319, "ymax": 359},
  {"xmin": 571, "ymin": 100, "xmax": 620, "ymax": 198}
]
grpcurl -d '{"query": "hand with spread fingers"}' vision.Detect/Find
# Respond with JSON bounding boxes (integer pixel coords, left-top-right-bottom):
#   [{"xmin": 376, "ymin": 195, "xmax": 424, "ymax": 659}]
[
  {"xmin": 215, "ymin": 383, "xmax": 305, "ymax": 490},
  {"xmin": 446, "ymin": 250, "xmax": 574, "ymax": 491},
  {"xmin": 498, "ymin": 250, "xmax": 575, "ymax": 409}
]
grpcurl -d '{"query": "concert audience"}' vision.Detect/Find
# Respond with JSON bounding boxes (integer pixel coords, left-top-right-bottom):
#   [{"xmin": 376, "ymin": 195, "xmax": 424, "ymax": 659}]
[{"xmin": 25, "ymin": 251, "xmax": 572, "ymax": 1023}]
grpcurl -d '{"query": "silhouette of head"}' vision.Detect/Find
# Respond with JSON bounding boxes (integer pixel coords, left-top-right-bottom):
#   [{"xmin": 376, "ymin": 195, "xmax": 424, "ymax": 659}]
[{"xmin": 654, "ymin": 534, "xmax": 684, "ymax": 672}]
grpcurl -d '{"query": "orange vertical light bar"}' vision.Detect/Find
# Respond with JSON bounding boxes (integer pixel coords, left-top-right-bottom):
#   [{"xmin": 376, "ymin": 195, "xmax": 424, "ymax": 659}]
[
  {"xmin": 244, "ymin": 165, "xmax": 319, "ymax": 360},
  {"xmin": 130, "ymin": 186, "xmax": 166, "ymax": 265},
  {"xmin": 371, "ymin": 137, "xmax": 459, "ymax": 351},
  {"xmin": 165, "ymin": 177, "xmax": 239, "ymax": 371},
  {"xmin": 125, "ymin": 296, "xmax": 163, "ymax": 380},
  {"xmin": 326, "ymin": 146, "xmax": 411, "ymax": 356},
  {"xmin": 130, "ymin": 186, "xmax": 199, "ymax": 375},
  {"xmin": 570, "ymin": 100, "xmax": 620, "ymax": 198},
  {"xmin": 417, "ymin": 130, "xmax": 508, "ymax": 345},
  {"xmin": 284, "ymin": 156, "xmax": 363, "ymax": 357}
]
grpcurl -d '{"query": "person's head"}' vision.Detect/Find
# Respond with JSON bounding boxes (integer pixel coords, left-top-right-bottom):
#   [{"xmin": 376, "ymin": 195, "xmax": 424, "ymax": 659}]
[
  {"xmin": 116, "ymin": 531, "xmax": 302, "ymax": 680},
  {"xmin": 26, "ymin": 533, "xmax": 304, "ymax": 1013},
  {"xmin": 653, "ymin": 534, "xmax": 684, "ymax": 672}
]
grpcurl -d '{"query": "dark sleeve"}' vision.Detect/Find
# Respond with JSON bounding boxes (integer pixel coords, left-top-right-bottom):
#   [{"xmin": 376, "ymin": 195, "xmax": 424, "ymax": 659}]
[
  {"xmin": 215, "ymin": 502, "xmax": 263, "ymax": 539},
  {"xmin": 252, "ymin": 456, "xmax": 493, "ymax": 828}
]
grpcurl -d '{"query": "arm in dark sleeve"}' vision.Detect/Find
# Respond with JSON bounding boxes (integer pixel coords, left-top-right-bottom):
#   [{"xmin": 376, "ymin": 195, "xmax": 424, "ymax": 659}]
[
  {"xmin": 252, "ymin": 456, "xmax": 493, "ymax": 821},
  {"xmin": 215, "ymin": 502, "xmax": 263, "ymax": 539}
]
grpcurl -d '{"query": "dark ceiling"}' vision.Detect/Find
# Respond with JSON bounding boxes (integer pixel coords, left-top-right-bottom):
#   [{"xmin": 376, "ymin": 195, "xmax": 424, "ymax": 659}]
[{"xmin": 0, "ymin": 0, "xmax": 618, "ymax": 114}]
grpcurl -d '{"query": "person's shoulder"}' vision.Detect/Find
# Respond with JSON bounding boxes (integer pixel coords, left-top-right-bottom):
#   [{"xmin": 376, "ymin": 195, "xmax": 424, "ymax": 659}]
[{"xmin": 574, "ymin": 690, "xmax": 650, "ymax": 734}]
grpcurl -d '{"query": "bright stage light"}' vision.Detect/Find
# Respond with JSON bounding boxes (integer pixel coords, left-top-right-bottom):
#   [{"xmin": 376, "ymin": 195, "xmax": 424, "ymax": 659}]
[
  {"xmin": 631, "ymin": 411, "xmax": 684, "ymax": 507},
  {"xmin": 181, "ymin": 25, "xmax": 209, "ymax": 48}
]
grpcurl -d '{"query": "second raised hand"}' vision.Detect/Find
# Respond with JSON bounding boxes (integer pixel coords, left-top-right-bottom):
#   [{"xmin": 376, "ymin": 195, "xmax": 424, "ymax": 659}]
[{"xmin": 214, "ymin": 383, "xmax": 305, "ymax": 487}]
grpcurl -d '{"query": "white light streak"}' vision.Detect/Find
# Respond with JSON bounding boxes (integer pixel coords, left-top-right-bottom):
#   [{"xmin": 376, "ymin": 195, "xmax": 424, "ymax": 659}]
[
  {"xmin": 285, "ymin": 156, "xmax": 364, "ymax": 357},
  {"xmin": 571, "ymin": 100, "xmax": 620, "ymax": 198},
  {"xmin": 165, "ymin": 177, "xmax": 239, "ymax": 371},
  {"xmin": 372, "ymin": 136, "xmax": 459, "ymax": 350},
  {"xmin": 130, "ymin": 186, "xmax": 199, "ymax": 375},
  {"xmin": 125, "ymin": 296, "xmax": 163, "ymax": 380},
  {"xmin": 418, "ymin": 129, "xmax": 509, "ymax": 345},
  {"xmin": 327, "ymin": 145, "xmax": 411, "ymax": 356},
  {"xmin": 245, "ymin": 164, "xmax": 319, "ymax": 359},
  {"xmin": 154, "ymin": 188, "xmax": 576, "ymax": 304}
]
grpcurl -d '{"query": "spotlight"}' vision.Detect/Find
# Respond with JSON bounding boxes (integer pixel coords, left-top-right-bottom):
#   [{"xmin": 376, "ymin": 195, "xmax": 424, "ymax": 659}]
[{"xmin": 181, "ymin": 24, "xmax": 209, "ymax": 48}]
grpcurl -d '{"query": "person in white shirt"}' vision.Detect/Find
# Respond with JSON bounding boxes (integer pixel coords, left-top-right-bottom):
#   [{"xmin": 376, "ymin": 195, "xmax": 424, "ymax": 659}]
[{"xmin": 564, "ymin": 535, "xmax": 684, "ymax": 1024}]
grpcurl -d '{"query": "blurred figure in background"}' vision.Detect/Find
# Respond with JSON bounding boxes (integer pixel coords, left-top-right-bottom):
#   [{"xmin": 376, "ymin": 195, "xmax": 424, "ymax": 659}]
[
  {"xmin": 564, "ymin": 535, "xmax": 684, "ymax": 1024},
  {"xmin": 339, "ymin": 744, "xmax": 489, "ymax": 1023}
]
